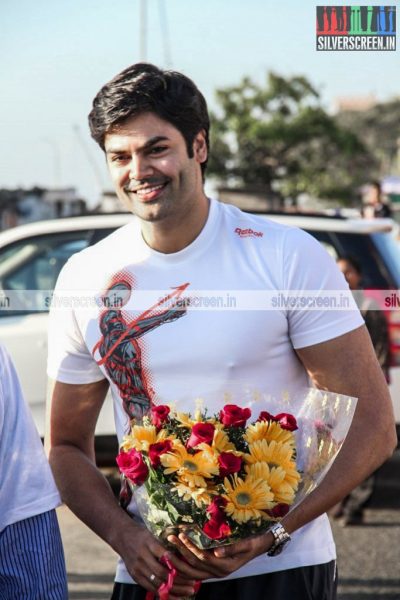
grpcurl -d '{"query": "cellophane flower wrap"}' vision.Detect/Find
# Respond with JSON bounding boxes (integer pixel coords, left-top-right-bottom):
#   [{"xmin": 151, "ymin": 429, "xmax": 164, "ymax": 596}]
[{"xmin": 116, "ymin": 386, "xmax": 356, "ymax": 549}]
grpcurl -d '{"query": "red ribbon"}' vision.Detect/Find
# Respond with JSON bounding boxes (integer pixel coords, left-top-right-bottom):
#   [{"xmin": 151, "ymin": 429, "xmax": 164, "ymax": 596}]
[{"xmin": 145, "ymin": 553, "xmax": 201, "ymax": 600}]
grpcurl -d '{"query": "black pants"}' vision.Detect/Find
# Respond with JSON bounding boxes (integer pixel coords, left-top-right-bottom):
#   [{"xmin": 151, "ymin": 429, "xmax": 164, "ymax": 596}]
[{"xmin": 111, "ymin": 560, "xmax": 337, "ymax": 600}]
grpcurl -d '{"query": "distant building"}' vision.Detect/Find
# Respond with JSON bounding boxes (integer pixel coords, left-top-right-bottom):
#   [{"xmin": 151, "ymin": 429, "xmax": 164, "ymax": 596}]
[
  {"xmin": 0, "ymin": 187, "xmax": 87, "ymax": 230},
  {"xmin": 94, "ymin": 190, "xmax": 129, "ymax": 213},
  {"xmin": 333, "ymin": 94, "xmax": 377, "ymax": 113}
]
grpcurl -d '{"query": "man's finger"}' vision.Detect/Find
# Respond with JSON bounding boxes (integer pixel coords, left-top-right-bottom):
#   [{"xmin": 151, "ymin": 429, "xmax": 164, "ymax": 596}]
[
  {"xmin": 213, "ymin": 538, "xmax": 249, "ymax": 558},
  {"xmin": 167, "ymin": 537, "xmax": 219, "ymax": 578}
]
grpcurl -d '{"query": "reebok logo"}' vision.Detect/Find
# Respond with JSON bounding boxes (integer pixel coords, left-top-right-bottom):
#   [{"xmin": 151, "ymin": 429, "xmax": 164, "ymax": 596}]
[{"xmin": 234, "ymin": 227, "xmax": 264, "ymax": 238}]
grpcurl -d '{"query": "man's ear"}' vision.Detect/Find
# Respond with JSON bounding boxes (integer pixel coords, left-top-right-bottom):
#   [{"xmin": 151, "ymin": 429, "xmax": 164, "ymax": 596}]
[{"xmin": 193, "ymin": 130, "xmax": 207, "ymax": 163}]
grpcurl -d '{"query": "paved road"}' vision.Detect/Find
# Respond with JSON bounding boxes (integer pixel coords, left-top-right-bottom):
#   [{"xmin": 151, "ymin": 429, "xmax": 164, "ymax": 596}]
[{"xmin": 58, "ymin": 450, "xmax": 400, "ymax": 600}]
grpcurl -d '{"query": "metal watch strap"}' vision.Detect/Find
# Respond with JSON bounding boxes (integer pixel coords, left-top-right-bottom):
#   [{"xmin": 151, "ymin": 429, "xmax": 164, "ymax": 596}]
[{"xmin": 267, "ymin": 522, "xmax": 291, "ymax": 556}]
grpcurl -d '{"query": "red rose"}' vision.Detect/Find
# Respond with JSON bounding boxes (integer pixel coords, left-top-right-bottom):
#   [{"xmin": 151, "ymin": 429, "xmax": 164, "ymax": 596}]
[
  {"xmin": 203, "ymin": 518, "xmax": 231, "ymax": 540},
  {"xmin": 266, "ymin": 503, "xmax": 290, "ymax": 518},
  {"xmin": 275, "ymin": 413, "xmax": 298, "ymax": 431},
  {"xmin": 218, "ymin": 452, "xmax": 242, "ymax": 478},
  {"xmin": 219, "ymin": 405, "xmax": 251, "ymax": 427},
  {"xmin": 257, "ymin": 411, "xmax": 276, "ymax": 423},
  {"xmin": 206, "ymin": 496, "xmax": 227, "ymax": 519},
  {"xmin": 151, "ymin": 405, "xmax": 170, "ymax": 428},
  {"xmin": 186, "ymin": 422, "xmax": 215, "ymax": 449},
  {"xmin": 116, "ymin": 448, "xmax": 149, "ymax": 486},
  {"xmin": 148, "ymin": 440, "xmax": 173, "ymax": 467}
]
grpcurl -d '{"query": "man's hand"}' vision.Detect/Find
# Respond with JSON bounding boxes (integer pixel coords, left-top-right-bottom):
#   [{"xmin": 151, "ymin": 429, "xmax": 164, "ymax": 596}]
[
  {"xmin": 166, "ymin": 530, "xmax": 273, "ymax": 580},
  {"xmin": 119, "ymin": 523, "xmax": 216, "ymax": 598}
]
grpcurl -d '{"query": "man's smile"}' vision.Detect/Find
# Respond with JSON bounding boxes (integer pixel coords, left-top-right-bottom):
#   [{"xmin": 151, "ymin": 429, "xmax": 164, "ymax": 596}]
[{"xmin": 125, "ymin": 179, "xmax": 170, "ymax": 202}]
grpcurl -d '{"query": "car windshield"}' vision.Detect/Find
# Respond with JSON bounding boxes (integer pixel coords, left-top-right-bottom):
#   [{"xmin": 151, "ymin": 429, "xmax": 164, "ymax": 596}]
[{"xmin": 371, "ymin": 231, "xmax": 400, "ymax": 288}]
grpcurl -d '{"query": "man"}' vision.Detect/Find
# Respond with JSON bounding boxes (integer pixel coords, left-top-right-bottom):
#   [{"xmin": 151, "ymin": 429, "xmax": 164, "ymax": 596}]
[
  {"xmin": 47, "ymin": 63, "xmax": 396, "ymax": 600},
  {"xmin": 0, "ymin": 344, "xmax": 67, "ymax": 600}
]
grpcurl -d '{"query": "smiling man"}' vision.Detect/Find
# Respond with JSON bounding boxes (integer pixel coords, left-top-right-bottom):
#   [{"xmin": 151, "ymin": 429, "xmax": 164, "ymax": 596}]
[{"xmin": 47, "ymin": 63, "xmax": 396, "ymax": 600}]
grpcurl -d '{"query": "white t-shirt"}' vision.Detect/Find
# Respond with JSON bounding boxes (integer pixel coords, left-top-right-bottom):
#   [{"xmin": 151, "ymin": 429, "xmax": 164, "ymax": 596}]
[
  {"xmin": 0, "ymin": 345, "xmax": 61, "ymax": 532},
  {"xmin": 47, "ymin": 199, "xmax": 363, "ymax": 582}
]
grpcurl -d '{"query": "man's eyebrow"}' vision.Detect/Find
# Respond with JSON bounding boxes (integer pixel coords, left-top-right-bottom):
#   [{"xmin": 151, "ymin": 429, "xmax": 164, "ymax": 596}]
[{"xmin": 106, "ymin": 136, "xmax": 170, "ymax": 154}]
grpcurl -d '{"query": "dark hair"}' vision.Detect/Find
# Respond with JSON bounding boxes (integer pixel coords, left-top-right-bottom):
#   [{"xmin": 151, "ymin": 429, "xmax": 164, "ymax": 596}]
[
  {"xmin": 369, "ymin": 180, "xmax": 381, "ymax": 193},
  {"xmin": 88, "ymin": 63, "xmax": 210, "ymax": 176},
  {"xmin": 338, "ymin": 254, "xmax": 362, "ymax": 275}
]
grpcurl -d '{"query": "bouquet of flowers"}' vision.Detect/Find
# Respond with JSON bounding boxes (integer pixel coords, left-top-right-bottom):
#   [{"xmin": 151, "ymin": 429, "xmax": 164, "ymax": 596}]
[{"xmin": 116, "ymin": 387, "xmax": 357, "ymax": 550}]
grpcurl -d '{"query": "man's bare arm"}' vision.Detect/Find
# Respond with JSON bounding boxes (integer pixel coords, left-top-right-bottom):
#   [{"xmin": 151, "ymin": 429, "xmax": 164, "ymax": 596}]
[
  {"xmin": 48, "ymin": 380, "xmax": 212, "ymax": 596},
  {"xmin": 282, "ymin": 324, "xmax": 397, "ymax": 534},
  {"xmin": 169, "ymin": 325, "xmax": 397, "ymax": 573}
]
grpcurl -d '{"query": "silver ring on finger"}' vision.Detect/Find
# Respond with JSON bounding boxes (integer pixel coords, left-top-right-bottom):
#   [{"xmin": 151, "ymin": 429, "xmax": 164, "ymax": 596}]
[{"xmin": 149, "ymin": 573, "xmax": 157, "ymax": 584}]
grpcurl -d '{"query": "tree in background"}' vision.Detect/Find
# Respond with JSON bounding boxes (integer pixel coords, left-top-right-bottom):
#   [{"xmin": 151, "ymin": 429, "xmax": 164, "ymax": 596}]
[
  {"xmin": 208, "ymin": 73, "xmax": 375, "ymax": 206},
  {"xmin": 336, "ymin": 99, "xmax": 400, "ymax": 178}
]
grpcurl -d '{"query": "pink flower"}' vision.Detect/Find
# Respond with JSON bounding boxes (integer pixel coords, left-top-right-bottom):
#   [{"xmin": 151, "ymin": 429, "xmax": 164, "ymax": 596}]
[
  {"xmin": 257, "ymin": 411, "xmax": 298, "ymax": 431},
  {"xmin": 275, "ymin": 413, "xmax": 298, "ymax": 431},
  {"xmin": 203, "ymin": 518, "xmax": 231, "ymax": 540},
  {"xmin": 219, "ymin": 405, "xmax": 251, "ymax": 427},
  {"xmin": 203, "ymin": 497, "xmax": 231, "ymax": 540},
  {"xmin": 218, "ymin": 452, "xmax": 242, "ymax": 478},
  {"xmin": 257, "ymin": 411, "xmax": 276, "ymax": 423},
  {"xmin": 186, "ymin": 422, "xmax": 215, "ymax": 449},
  {"xmin": 116, "ymin": 448, "xmax": 148, "ymax": 486},
  {"xmin": 151, "ymin": 405, "xmax": 170, "ymax": 428},
  {"xmin": 148, "ymin": 440, "xmax": 173, "ymax": 467},
  {"xmin": 206, "ymin": 496, "xmax": 227, "ymax": 518}
]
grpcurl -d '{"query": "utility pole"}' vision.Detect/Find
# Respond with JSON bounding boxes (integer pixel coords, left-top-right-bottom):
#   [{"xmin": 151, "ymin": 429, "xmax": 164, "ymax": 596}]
[{"xmin": 140, "ymin": 0, "xmax": 147, "ymax": 61}]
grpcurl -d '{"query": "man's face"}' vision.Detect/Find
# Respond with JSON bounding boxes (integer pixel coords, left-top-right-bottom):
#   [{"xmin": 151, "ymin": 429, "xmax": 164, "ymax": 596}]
[{"xmin": 104, "ymin": 112, "xmax": 207, "ymax": 223}]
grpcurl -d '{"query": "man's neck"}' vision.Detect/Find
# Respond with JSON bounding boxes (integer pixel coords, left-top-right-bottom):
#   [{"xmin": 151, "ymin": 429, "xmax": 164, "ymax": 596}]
[{"xmin": 141, "ymin": 194, "xmax": 210, "ymax": 254}]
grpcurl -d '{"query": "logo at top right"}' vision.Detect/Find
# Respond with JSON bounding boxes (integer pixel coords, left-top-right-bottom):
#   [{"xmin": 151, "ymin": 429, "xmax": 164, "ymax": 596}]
[{"xmin": 316, "ymin": 6, "xmax": 396, "ymax": 51}]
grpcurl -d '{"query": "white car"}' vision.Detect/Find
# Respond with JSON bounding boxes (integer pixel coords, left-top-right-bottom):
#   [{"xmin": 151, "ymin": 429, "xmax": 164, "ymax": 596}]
[{"xmin": 0, "ymin": 211, "xmax": 399, "ymax": 462}]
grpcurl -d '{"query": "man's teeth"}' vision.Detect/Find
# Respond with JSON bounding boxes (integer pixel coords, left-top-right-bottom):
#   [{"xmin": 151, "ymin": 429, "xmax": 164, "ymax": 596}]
[{"xmin": 136, "ymin": 184, "xmax": 164, "ymax": 195}]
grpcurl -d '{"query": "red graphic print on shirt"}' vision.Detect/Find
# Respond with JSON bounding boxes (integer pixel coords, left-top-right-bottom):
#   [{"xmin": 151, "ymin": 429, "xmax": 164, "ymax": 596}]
[{"xmin": 92, "ymin": 272, "xmax": 189, "ymax": 420}]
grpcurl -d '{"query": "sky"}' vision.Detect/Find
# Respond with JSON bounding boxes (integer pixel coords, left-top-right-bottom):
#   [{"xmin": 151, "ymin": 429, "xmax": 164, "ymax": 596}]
[{"xmin": 1, "ymin": 0, "xmax": 399, "ymax": 207}]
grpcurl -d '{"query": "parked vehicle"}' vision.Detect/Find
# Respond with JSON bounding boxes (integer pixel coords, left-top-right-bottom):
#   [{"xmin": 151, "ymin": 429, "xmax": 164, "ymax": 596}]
[{"xmin": 0, "ymin": 211, "xmax": 399, "ymax": 463}]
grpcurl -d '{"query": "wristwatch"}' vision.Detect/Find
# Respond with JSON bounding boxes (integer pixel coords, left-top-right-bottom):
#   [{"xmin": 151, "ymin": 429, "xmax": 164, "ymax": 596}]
[{"xmin": 267, "ymin": 523, "xmax": 291, "ymax": 556}]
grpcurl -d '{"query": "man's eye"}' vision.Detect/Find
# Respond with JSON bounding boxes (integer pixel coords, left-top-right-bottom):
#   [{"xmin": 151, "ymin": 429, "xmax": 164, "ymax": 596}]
[
  {"xmin": 149, "ymin": 146, "xmax": 168, "ymax": 155},
  {"xmin": 111, "ymin": 155, "xmax": 130, "ymax": 163}
]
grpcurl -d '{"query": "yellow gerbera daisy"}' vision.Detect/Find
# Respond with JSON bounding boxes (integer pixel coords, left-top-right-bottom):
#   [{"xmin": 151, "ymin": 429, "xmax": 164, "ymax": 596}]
[
  {"xmin": 121, "ymin": 425, "xmax": 167, "ymax": 452},
  {"xmin": 160, "ymin": 443, "xmax": 219, "ymax": 487},
  {"xmin": 246, "ymin": 462, "xmax": 299, "ymax": 504},
  {"xmin": 222, "ymin": 474, "xmax": 274, "ymax": 523},
  {"xmin": 175, "ymin": 411, "xmax": 217, "ymax": 429},
  {"xmin": 212, "ymin": 428, "xmax": 237, "ymax": 453},
  {"xmin": 244, "ymin": 440, "xmax": 300, "ymax": 488},
  {"xmin": 244, "ymin": 421, "xmax": 295, "ymax": 446},
  {"xmin": 171, "ymin": 482, "xmax": 214, "ymax": 508}
]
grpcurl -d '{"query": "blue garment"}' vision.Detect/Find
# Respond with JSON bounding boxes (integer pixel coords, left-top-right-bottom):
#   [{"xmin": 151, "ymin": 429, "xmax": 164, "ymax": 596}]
[{"xmin": 0, "ymin": 509, "xmax": 68, "ymax": 600}]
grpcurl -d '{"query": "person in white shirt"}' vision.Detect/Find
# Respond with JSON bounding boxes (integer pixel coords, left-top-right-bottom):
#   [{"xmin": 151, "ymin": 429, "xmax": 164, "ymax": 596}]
[
  {"xmin": 0, "ymin": 344, "xmax": 67, "ymax": 600},
  {"xmin": 47, "ymin": 63, "xmax": 396, "ymax": 600}
]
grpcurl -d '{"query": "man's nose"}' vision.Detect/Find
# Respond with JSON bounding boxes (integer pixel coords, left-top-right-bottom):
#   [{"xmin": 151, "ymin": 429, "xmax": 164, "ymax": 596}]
[{"xmin": 129, "ymin": 154, "xmax": 151, "ymax": 181}]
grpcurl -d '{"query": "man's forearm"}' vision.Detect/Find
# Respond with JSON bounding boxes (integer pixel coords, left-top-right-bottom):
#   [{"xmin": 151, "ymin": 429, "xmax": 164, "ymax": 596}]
[
  {"xmin": 49, "ymin": 444, "xmax": 137, "ymax": 554},
  {"xmin": 281, "ymin": 402, "xmax": 396, "ymax": 535}
]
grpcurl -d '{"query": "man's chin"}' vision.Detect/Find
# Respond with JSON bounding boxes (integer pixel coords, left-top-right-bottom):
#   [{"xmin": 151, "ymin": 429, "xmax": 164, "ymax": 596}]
[{"xmin": 128, "ymin": 199, "xmax": 167, "ymax": 222}]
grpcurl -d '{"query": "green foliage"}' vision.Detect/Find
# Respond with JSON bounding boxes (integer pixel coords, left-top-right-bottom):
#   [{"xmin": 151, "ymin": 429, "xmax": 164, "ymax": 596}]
[
  {"xmin": 336, "ymin": 99, "xmax": 400, "ymax": 177},
  {"xmin": 208, "ymin": 72, "xmax": 375, "ymax": 204}
]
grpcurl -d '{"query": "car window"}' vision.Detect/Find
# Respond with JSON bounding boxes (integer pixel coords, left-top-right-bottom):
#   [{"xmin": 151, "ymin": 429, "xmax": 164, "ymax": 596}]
[
  {"xmin": 0, "ymin": 231, "xmax": 92, "ymax": 315},
  {"xmin": 306, "ymin": 229, "xmax": 397, "ymax": 289},
  {"xmin": 371, "ymin": 231, "xmax": 400, "ymax": 288}
]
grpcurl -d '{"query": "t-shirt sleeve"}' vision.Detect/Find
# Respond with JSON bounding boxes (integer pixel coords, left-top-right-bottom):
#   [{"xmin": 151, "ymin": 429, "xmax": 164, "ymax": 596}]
[
  {"xmin": 47, "ymin": 255, "xmax": 106, "ymax": 384},
  {"xmin": 281, "ymin": 227, "xmax": 364, "ymax": 349}
]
